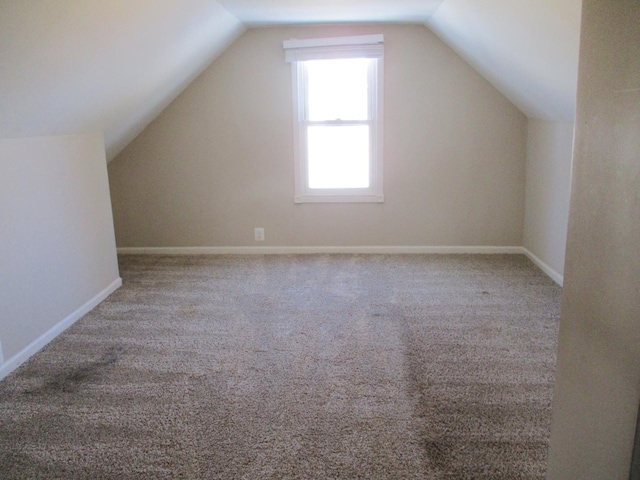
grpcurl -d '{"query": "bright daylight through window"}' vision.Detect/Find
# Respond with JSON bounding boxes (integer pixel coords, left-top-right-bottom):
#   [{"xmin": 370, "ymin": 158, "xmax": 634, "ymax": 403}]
[{"xmin": 284, "ymin": 35, "xmax": 384, "ymax": 203}]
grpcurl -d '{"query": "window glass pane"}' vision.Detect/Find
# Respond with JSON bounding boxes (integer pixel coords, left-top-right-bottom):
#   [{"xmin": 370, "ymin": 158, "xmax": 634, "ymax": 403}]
[
  {"xmin": 307, "ymin": 125, "xmax": 370, "ymax": 189},
  {"xmin": 306, "ymin": 59, "xmax": 370, "ymax": 121}
]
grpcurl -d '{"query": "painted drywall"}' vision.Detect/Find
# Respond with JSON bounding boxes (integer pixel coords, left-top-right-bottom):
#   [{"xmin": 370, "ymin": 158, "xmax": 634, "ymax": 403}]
[
  {"xmin": 109, "ymin": 25, "xmax": 526, "ymax": 249},
  {"xmin": 546, "ymin": 1, "xmax": 640, "ymax": 478},
  {"xmin": 0, "ymin": 134, "xmax": 119, "ymax": 363},
  {"xmin": 0, "ymin": 0, "xmax": 245, "ymax": 161},
  {"xmin": 426, "ymin": 0, "xmax": 581, "ymax": 121},
  {"xmin": 523, "ymin": 120, "xmax": 574, "ymax": 282}
]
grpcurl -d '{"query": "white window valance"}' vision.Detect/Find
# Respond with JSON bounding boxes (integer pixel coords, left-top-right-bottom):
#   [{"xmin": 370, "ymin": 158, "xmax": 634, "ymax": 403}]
[{"xmin": 283, "ymin": 34, "xmax": 384, "ymax": 63}]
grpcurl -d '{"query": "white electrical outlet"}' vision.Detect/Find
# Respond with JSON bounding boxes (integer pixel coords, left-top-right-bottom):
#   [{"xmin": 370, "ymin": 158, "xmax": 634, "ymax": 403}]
[{"xmin": 254, "ymin": 227, "xmax": 265, "ymax": 242}]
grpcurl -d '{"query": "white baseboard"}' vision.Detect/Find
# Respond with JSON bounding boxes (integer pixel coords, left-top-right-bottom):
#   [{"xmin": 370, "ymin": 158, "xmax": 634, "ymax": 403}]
[
  {"xmin": 117, "ymin": 245, "xmax": 524, "ymax": 255},
  {"xmin": 523, "ymin": 248, "xmax": 564, "ymax": 286},
  {"xmin": 0, "ymin": 277, "xmax": 122, "ymax": 382}
]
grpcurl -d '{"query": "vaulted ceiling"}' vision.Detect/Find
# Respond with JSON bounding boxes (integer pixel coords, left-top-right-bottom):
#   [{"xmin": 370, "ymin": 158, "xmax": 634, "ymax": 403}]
[{"xmin": 0, "ymin": 0, "xmax": 581, "ymax": 161}]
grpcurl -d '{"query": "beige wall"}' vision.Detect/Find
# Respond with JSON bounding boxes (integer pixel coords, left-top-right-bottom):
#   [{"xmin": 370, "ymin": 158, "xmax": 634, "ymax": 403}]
[
  {"xmin": 0, "ymin": 134, "xmax": 120, "ymax": 369},
  {"xmin": 109, "ymin": 24, "xmax": 527, "ymax": 248},
  {"xmin": 547, "ymin": 1, "xmax": 640, "ymax": 478},
  {"xmin": 524, "ymin": 120, "xmax": 574, "ymax": 282}
]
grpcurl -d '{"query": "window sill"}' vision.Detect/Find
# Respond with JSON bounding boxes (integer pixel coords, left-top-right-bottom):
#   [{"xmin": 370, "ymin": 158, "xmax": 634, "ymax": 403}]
[{"xmin": 294, "ymin": 194, "xmax": 384, "ymax": 204}]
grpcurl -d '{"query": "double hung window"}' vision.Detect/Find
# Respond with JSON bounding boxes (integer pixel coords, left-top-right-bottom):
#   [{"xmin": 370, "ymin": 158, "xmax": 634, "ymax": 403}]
[{"xmin": 284, "ymin": 35, "xmax": 384, "ymax": 203}]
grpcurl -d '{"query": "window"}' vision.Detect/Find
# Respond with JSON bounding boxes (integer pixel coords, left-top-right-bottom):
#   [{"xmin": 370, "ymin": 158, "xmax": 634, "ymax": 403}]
[{"xmin": 284, "ymin": 35, "xmax": 384, "ymax": 203}]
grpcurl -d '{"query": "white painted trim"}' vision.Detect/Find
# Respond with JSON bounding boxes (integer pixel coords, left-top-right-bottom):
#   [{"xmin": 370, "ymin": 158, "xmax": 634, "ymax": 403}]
[
  {"xmin": 523, "ymin": 248, "xmax": 564, "ymax": 286},
  {"xmin": 283, "ymin": 35, "xmax": 384, "ymax": 63},
  {"xmin": 284, "ymin": 34, "xmax": 384, "ymax": 50},
  {"xmin": 117, "ymin": 246, "xmax": 524, "ymax": 255},
  {"xmin": 0, "ymin": 277, "xmax": 122, "ymax": 382}
]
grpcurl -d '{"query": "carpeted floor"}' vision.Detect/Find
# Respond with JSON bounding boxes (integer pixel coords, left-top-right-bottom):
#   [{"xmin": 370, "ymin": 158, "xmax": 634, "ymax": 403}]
[{"xmin": 0, "ymin": 254, "xmax": 562, "ymax": 479}]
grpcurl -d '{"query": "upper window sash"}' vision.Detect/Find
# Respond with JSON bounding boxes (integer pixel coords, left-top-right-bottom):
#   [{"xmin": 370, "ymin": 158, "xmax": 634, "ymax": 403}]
[{"xmin": 300, "ymin": 58, "xmax": 376, "ymax": 124}]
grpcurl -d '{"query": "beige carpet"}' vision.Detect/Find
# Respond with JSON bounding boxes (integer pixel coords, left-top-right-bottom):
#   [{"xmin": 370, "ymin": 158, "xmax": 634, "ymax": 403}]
[{"xmin": 0, "ymin": 254, "xmax": 561, "ymax": 479}]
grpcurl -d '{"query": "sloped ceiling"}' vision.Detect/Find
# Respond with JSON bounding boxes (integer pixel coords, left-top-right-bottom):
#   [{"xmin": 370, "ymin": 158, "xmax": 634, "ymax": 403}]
[
  {"xmin": 0, "ymin": 0, "xmax": 581, "ymax": 162},
  {"xmin": 0, "ymin": 0, "xmax": 245, "ymax": 160},
  {"xmin": 426, "ymin": 0, "xmax": 582, "ymax": 121}
]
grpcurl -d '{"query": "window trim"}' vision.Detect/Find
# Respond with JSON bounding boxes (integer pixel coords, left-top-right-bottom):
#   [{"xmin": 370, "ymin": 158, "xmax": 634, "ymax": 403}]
[{"xmin": 285, "ymin": 35, "xmax": 384, "ymax": 204}]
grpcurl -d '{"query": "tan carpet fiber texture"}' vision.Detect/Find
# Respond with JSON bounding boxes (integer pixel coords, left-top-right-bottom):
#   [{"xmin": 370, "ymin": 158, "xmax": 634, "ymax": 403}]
[{"xmin": 0, "ymin": 254, "xmax": 562, "ymax": 479}]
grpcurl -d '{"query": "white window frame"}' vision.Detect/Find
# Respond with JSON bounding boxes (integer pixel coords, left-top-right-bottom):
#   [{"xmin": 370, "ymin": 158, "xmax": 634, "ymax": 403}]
[{"xmin": 284, "ymin": 35, "xmax": 384, "ymax": 204}]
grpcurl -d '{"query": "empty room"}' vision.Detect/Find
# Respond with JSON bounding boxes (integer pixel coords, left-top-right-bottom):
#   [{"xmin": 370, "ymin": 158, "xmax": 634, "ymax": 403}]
[{"xmin": 1, "ymin": 0, "xmax": 638, "ymax": 478}]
